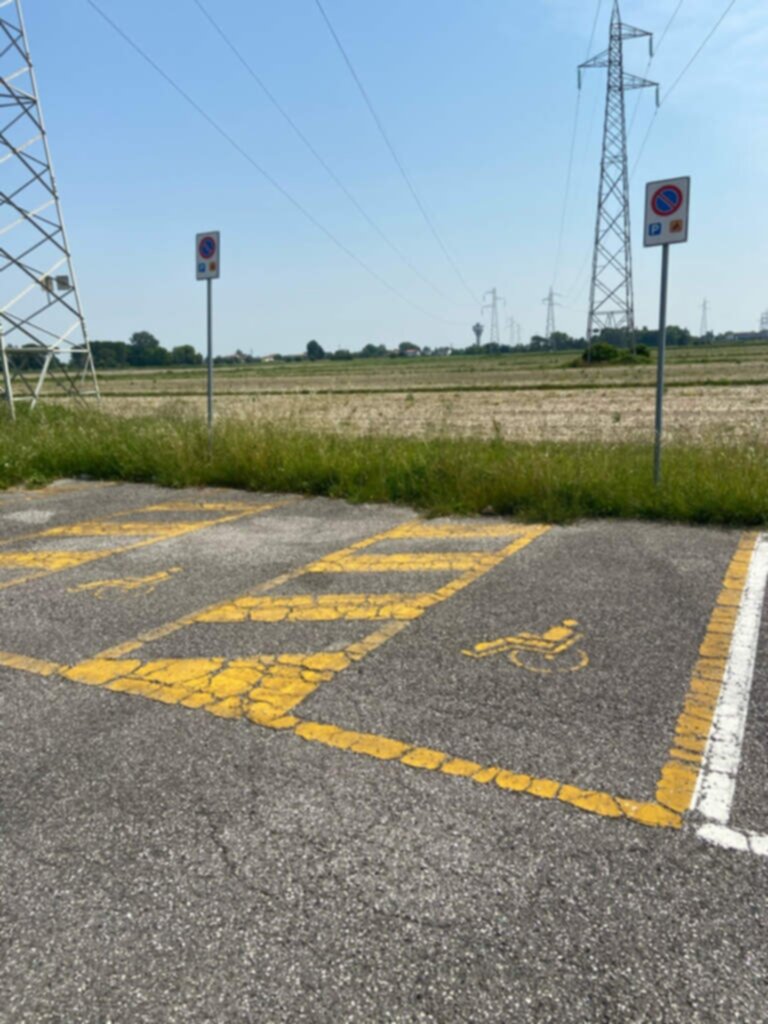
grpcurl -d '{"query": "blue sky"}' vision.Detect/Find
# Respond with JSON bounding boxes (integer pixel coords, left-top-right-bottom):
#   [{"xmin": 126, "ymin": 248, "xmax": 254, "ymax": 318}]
[{"xmin": 24, "ymin": 0, "xmax": 766, "ymax": 355}]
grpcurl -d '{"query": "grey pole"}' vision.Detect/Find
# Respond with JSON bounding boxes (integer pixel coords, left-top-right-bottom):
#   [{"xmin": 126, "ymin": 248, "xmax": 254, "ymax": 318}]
[
  {"xmin": 206, "ymin": 277, "xmax": 213, "ymax": 450},
  {"xmin": 653, "ymin": 243, "xmax": 670, "ymax": 485}
]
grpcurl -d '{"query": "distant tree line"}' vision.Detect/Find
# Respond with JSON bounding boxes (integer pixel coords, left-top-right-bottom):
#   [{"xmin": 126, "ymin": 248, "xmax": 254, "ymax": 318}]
[
  {"xmin": 57, "ymin": 323, "xmax": 766, "ymax": 374},
  {"xmin": 71, "ymin": 331, "xmax": 202, "ymax": 370}
]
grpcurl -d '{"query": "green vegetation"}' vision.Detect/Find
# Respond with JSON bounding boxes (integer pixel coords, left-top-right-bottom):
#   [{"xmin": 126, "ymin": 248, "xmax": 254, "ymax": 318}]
[
  {"xmin": 571, "ymin": 342, "xmax": 652, "ymax": 366},
  {"xmin": 70, "ymin": 331, "xmax": 203, "ymax": 370},
  {"xmin": 2, "ymin": 407, "xmax": 766, "ymax": 526}
]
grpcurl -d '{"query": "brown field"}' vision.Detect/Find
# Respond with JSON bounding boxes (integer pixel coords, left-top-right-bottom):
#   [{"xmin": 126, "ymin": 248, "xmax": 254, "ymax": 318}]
[{"xmin": 64, "ymin": 346, "xmax": 768, "ymax": 444}]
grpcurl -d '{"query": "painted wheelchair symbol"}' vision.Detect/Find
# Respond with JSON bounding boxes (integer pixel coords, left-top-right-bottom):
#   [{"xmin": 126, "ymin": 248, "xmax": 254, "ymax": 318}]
[{"xmin": 462, "ymin": 619, "xmax": 589, "ymax": 674}]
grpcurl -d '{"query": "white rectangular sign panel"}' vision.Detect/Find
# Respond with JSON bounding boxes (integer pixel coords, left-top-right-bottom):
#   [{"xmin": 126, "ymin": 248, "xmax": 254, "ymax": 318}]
[
  {"xmin": 196, "ymin": 231, "xmax": 220, "ymax": 279},
  {"xmin": 643, "ymin": 177, "xmax": 690, "ymax": 247}
]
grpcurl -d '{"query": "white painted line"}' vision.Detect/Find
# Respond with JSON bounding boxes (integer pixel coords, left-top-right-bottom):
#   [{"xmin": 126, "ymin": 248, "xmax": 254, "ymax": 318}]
[
  {"xmin": 693, "ymin": 533, "xmax": 768, "ymax": 840},
  {"xmin": 697, "ymin": 822, "xmax": 750, "ymax": 853},
  {"xmin": 696, "ymin": 822, "xmax": 768, "ymax": 857}
]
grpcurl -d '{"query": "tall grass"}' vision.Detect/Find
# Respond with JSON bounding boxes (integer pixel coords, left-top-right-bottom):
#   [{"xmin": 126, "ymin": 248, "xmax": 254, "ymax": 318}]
[{"xmin": 1, "ymin": 407, "xmax": 766, "ymax": 525}]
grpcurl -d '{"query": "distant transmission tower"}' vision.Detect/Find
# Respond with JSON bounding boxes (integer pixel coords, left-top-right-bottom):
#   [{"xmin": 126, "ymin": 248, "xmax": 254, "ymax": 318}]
[
  {"xmin": 506, "ymin": 315, "xmax": 515, "ymax": 346},
  {"xmin": 0, "ymin": 1, "xmax": 98, "ymax": 418},
  {"xmin": 760, "ymin": 310, "xmax": 768, "ymax": 334},
  {"xmin": 542, "ymin": 287, "xmax": 561, "ymax": 342},
  {"xmin": 700, "ymin": 299, "xmax": 709, "ymax": 339},
  {"xmin": 579, "ymin": 1, "xmax": 658, "ymax": 345},
  {"xmin": 483, "ymin": 288, "xmax": 505, "ymax": 346}
]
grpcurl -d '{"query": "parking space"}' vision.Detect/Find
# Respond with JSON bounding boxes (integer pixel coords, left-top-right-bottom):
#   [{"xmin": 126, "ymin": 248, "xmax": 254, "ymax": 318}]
[{"xmin": 2, "ymin": 482, "xmax": 768, "ymax": 1021}]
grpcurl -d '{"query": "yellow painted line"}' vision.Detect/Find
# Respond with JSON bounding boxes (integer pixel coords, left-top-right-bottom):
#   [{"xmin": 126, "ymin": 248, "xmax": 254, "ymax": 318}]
[
  {"xmin": 0, "ymin": 650, "xmax": 64, "ymax": 677},
  {"xmin": 263, "ymin": 716, "xmax": 681, "ymax": 830},
  {"xmin": 88, "ymin": 523, "xmax": 549, "ymax": 661},
  {"xmin": 60, "ymin": 522, "xmax": 548, "ymax": 714},
  {"xmin": 653, "ymin": 532, "xmax": 758, "ymax": 817},
  {"xmin": 4, "ymin": 515, "xmax": 736, "ymax": 836},
  {"xmin": 40, "ymin": 520, "xmax": 221, "ymax": 538},
  {"xmin": 387, "ymin": 522, "xmax": 534, "ymax": 539},
  {"xmin": 197, "ymin": 593, "xmax": 439, "ymax": 623},
  {"xmin": 306, "ymin": 552, "xmax": 499, "ymax": 574},
  {"xmin": 68, "ymin": 568, "xmax": 182, "ymax": 598},
  {"xmin": 0, "ymin": 498, "xmax": 295, "ymax": 591},
  {"xmin": 0, "ymin": 550, "xmax": 106, "ymax": 571}
]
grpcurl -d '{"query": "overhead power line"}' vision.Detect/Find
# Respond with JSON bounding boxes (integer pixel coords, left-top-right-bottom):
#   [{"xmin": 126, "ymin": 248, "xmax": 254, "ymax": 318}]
[
  {"xmin": 190, "ymin": 0, "xmax": 458, "ymax": 307},
  {"xmin": 85, "ymin": 0, "xmax": 464, "ymax": 327},
  {"xmin": 627, "ymin": 0, "xmax": 684, "ymax": 135},
  {"xmin": 312, "ymin": 0, "xmax": 479, "ymax": 306},
  {"xmin": 631, "ymin": 0, "xmax": 737, "ymax": 177},
  {"xmin": 551, "ymin": 0, "xmax": 604, "ymax": 288}
]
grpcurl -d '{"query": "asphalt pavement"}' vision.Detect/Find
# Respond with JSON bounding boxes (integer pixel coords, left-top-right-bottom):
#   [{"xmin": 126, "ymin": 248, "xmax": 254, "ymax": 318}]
[{"xmin": 0, "ymin": 480, "xmax": 766, "ymax": 1023}]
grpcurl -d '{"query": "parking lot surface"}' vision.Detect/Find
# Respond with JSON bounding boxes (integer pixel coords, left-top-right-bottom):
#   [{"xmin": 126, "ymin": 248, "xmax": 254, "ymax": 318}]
[{"xmin": 1, "ymin": 481, "xmax": 766, "ymax": 1022}]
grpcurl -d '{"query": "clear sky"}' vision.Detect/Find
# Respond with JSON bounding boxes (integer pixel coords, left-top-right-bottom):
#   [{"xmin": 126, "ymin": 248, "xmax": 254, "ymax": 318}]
[{"xmin": 24, "ymin": 0, "xmax": 766, "ymax": 356}]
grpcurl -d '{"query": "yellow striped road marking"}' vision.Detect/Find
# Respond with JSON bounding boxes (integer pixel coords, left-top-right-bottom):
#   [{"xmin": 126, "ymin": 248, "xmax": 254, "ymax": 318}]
[
  {"xmin": 68, "ymin": 568, "xmax": 183, "ymax": 598},
  {"xmin": 58, "ymin": 523, "xmax": 548, "ymax": 713},
  {"xmin": 1, "ymin": 521, "xmax": 752, "ymax": 838},
  {"xmin": 274, "ymin": 533, "xmax": 754, "ymax": 833},
  {"xmin": 653, "ymin": 533, "xmax": 759, "ymax": 819},
  {"xmin": 0, "ymin": 498, "xmax": 294, "ymax": 590}
]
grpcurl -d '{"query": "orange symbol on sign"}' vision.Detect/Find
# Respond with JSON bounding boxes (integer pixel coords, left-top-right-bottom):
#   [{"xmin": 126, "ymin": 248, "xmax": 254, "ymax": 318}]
[{"xmin": 670, "ymin": 219, "xmax": 683, "ymax": 233}]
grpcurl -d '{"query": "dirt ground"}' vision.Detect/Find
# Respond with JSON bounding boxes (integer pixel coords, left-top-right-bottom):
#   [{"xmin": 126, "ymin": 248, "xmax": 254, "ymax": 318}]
[{"xmin": 89, "ymin": 383, "xmax": 767, "ymax": 444}]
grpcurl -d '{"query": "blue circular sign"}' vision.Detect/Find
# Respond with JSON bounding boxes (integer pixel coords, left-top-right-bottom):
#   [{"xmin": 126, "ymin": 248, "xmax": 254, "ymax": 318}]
[
  {"xmin": 198, "ymin": 235, "xmax": 217, "ymax": 259},
  {"xmin": 651, "ymin": 185, "xmax": 683, "ymax": 217}
]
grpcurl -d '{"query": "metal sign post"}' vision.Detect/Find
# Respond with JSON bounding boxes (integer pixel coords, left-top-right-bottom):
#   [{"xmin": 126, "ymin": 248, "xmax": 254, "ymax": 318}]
[
  {"xmin": 196, "ymin": 232, "xmax": 220, "ymax": 448},
  {"xmin": 644, "ymin": 178, "xmax": 690, "ymax": 485}
]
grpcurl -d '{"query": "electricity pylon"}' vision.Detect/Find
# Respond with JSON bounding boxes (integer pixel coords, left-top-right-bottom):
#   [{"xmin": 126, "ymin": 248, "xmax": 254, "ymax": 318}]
[
  {"xmin": 579, "ymin": 1, "xmax": 658, "ymax": 345},
  {"xmin": 542, "ymin": 287, "xmax": 561, "ymax": 343},
  {"xmin": 0, "ymin": 1, "xmax": 98, "ymax": 418},
  {"xmin": 507, "ymin": 315, "xmax": 515, "ymax": 346},
  {"xmin": 483, "ymin": 288, "xmax": 505, "ymax": 346},
  {"xmin": 760, "ymin": 310, "xmax": 768, "ymax": 333},
  {"xmin": 700, "ymin": 299, "xmax": 709, "ymax": 339}
]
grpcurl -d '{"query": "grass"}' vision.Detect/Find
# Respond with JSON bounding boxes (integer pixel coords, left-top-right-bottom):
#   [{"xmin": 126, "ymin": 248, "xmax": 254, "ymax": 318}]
[{"xmin": 1, "ymin": 406, "xmax": 767, "ymax": 526}]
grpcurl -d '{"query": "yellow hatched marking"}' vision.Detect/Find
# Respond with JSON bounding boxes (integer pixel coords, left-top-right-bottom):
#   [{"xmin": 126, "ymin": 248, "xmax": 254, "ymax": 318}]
[
  {"xmin": 198, "ymin": 593, "xmax": 439, "ymax": 623},
  {"xmin": 39, "ymin": 522, "xmax": 548, "ymax": 723},
  {"xmin": 0, "ymin": 498, "xmax": 292, "ymax": 591},
  {"xmin": 654, "ymin": 532, "xmax": 758, "ymax": 816},
  {"xmin": 41, "ymin": 521, "xmax": 219, "ymax": 538},
  {"xmin": 3, "ymin": 518, "xmax": 748, "ymax": 839},
  {"xmin": 0, "ymin": 550, "xmax": 105, "ymax": 571},
  {"xmin": 91, "ymin": 521, "xmax": 546, "ymax": 660},
  {"xmin": 388, "ymin": 522, "xmax": 533, "ymax": 539},
  {"xmin": 306, "ymin": 552, "xmax": 498, "ymax": 574},
  {"xmin": 68, "ymin": 568, "xmax": 182, "ymax": 598}
]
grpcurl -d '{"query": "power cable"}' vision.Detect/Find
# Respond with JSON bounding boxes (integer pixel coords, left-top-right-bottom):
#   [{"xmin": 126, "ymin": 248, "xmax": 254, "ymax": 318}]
[
  {"xmin": 312, "ymin": 0, "xmax": 479, "ymax": 306},
  {"xmin": 664, "ymin": 0, "xmax": 736, "ymax": 103},
  {"xmin": 551, "ymin": 0, "xmax": 604, "ymax": 287},
  {"xmin": 627, "ymin": 0, "xmax": 684, "ymax": 136},
  {"xmin": 631, "ymin": 0, "xmax": 737, "ymax": 178},
  {"xmin": 190, "ymin": 0, "xmax": 460, "ymax": 308},
  {"xmin": 85, "ymin": 0, "xmax": 465, "ymax": 327}
]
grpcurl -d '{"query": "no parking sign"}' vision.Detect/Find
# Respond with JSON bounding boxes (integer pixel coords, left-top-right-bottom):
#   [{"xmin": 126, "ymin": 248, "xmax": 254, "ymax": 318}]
[
  {"xmin": 644, "ymin": 177, "xmax": 690, "ymax": 246},
  {"xmin": 196, "ymin": 231, "xmax": 220, "ymax": 279}
]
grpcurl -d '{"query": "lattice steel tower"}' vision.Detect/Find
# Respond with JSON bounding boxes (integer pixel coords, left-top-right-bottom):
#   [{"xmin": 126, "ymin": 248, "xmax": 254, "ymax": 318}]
[
  {"xmin": 0, "ymin": 1, "xmax": 98, "ymax": 418},
  {"xmin": 579, "ymin": 1, "xmax": 658, "ymax": 343},
  {"xmin": 483, "ymin": 288, "xmax": 504, "ymax": 347}
]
